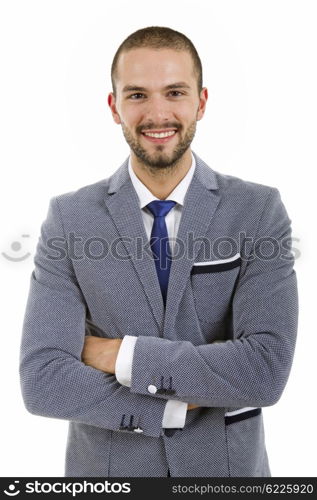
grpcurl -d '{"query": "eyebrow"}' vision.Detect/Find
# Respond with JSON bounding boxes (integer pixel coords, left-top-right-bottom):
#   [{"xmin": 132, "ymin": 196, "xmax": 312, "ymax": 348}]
[{"xmin": 122, "ymin": 82, "xmax": 191, "ymax": 93}]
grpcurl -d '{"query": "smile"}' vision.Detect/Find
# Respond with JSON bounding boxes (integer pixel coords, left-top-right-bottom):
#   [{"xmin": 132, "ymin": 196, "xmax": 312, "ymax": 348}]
[{"xmin": 141, "ymin": 130, "xmax": 177, "ymax": 143}]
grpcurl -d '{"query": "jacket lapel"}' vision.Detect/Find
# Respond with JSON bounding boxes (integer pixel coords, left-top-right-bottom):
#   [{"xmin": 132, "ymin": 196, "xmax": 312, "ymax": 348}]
[
  {"xmin": 104, "ymin": 151, "xmax": 220, "ymax": 337},
  {"xmin": 104, "ymin": 158, "xmax": 165, "ymax": 334},
  {"xmin": 163, "ymin": 152, "xmax": 220, "ymax": 336}
]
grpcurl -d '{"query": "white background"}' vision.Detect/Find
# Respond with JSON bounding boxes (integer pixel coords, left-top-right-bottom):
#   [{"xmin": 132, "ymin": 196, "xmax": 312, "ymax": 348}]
[{"xmin": 0, "ymin": 0, "xmax": 316, "ymax": 477}]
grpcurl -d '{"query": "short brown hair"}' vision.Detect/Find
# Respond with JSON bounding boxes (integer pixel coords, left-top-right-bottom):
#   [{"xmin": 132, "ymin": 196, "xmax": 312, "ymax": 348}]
[{"xmin": 111, "ymin": 26, "xmax": 203, "ymax": 97}]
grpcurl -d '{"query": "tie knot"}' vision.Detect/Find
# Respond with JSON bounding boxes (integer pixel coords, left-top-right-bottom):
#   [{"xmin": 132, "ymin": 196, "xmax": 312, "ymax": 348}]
[{"xmin": 146, "ymin": 200, "xmax": 177, "ymax": 218}]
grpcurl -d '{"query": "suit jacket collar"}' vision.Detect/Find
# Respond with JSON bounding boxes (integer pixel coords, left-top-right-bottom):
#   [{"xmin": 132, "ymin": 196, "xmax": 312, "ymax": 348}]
[{"xmin": 104, "ymin": 150, "xmax": 220, "ymax": 336}]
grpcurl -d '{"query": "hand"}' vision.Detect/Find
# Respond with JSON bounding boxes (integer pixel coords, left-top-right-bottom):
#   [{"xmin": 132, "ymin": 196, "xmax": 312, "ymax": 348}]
[
  {"xmin": 187, "ymin": 403, "xmax": 200, "ymax": 410},
  {"xmin": 81, "ymin": 336, "xmax": 122, "ymax": 374}
]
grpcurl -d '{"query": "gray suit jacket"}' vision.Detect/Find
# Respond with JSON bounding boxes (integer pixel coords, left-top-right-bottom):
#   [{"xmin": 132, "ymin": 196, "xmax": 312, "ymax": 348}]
[{"xmin": 19, "ymin": 151, "xmax": 298, "ymax": 477}]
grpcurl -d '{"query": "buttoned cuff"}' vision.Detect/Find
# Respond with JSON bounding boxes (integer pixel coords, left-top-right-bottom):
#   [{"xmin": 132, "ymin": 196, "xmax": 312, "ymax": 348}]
[
  {"xmin": 115, "ymin": 335, "xmax": 137, "ymax": 387},
  {"xmin": 162, "ymin": 400, "xmax": 188, "ymax": 428}
]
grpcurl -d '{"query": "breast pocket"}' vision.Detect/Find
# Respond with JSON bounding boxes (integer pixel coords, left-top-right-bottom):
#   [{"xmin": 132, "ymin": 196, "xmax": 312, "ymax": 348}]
[{"xmin": 190, "ymin": 254, "xmax": 241, "ymax": 324}]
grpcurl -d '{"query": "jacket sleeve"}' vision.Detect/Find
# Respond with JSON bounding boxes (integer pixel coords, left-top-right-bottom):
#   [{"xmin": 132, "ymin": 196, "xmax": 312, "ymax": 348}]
[
  {"xmin": 129, "ymin": 187, "xmax": 299, "ymax": 408},
  {"xmin": 19, "ymin": 196, "xmax": 168, "ymax": 438},
  {"xmin": 115, "ymin": 335, "xmax": 188, "ymax": 428}
]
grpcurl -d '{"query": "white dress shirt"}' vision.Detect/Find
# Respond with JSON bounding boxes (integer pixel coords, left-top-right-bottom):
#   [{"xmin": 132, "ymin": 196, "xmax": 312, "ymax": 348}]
[{"xmin": 115, "ymin": 152, "xmax": 196, "ymax": 428}]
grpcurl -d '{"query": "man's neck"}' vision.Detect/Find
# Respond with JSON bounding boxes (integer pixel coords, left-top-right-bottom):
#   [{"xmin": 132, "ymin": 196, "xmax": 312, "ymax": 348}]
[{"xmin": 130, "ymin": 149, "xmax": 192, "ymax": 200}]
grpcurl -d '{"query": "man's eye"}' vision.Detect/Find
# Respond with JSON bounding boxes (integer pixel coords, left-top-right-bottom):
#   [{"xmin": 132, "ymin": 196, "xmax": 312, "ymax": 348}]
[
  {"xmin": 169, "ymin": 91, "xmax": 183, "ymax": 96},
  {"xmin": 129, "ymin": 93, "xmax": 145, "ymax": 99},
  {"xmin": 128, "ymin": 91, "xmax": 184, "ymax": 99}
]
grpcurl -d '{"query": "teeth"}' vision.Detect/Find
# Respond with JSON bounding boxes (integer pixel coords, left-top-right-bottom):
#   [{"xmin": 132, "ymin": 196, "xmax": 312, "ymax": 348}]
[{"xmin": 144, "ymin": 131, "xmax": 176, "ymax": 138}]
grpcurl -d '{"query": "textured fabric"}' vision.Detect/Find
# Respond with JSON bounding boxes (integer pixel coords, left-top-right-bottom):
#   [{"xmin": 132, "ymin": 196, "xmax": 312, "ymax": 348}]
[
  {"xmin": 116, "ymin": 157, "xmax": 194, "ymax": 426},
  {"xmin": 115, "ymin": 335, "xmax": 187, "ymax": 428},
  {"xmin": 19, "ymin": 151, "xmax": 298, "ymax": 477},
  {"xmin": 146, "ymin": 200, "xmax": 177, "ymax": 305},
  {"xmin": 130, "ymin": 181, "xmax": 298, "ymax": 407}
]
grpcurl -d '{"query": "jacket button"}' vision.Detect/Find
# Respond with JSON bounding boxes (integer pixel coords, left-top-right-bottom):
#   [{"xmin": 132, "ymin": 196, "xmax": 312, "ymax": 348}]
[{"xmin": 147, "ymin": 384, "xmax": 157, "ymax": 394}]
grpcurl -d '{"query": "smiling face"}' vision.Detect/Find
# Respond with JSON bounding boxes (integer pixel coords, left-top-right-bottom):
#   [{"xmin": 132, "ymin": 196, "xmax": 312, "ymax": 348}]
[{"xmin": 108, "ymin": 48, "xmax": 208, "ymax": 171}]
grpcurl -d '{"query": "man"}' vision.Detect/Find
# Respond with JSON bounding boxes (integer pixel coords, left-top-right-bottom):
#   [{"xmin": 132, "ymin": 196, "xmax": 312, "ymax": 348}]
[{"xmin": 19, "ymin": 26, "xmax": 298, "ymax": 477}]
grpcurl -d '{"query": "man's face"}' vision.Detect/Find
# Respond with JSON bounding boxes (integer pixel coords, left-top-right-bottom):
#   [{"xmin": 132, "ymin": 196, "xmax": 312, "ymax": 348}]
[{"xmin": 108, "ymin": 48, "xmax": 208, "ymax": 170}]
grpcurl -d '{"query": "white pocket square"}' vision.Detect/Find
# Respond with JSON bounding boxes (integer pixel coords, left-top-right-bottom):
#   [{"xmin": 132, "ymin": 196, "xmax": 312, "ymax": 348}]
[{"xmin": 193, "ymin": 252, "xmax": 241, "ymax": 266}]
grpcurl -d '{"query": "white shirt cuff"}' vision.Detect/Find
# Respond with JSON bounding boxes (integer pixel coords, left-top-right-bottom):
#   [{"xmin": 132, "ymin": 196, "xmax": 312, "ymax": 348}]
[
  {"xmin": 115, "ymin": 336, "xmax": 187, "ymax": 428},
  {"xmin": 162, "ymin": 400, "xmax": 188, "ymax": 428},
  {"xmin": 115, "ymin": 335, "xmax": 137, "ymax": 387}
]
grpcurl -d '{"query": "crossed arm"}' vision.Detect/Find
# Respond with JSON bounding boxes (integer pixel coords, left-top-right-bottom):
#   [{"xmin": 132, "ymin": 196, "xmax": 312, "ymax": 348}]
[
  {"xmin": 80, "ymin": 186, "xmax": 298, "ymax": 412},
  {"xmin": 20, "ymin": 189, "xmax": 298, "ymax": 436},
  {"xmin": 81, "ymin": 335, "xmax": 199, "ymax": 410}
]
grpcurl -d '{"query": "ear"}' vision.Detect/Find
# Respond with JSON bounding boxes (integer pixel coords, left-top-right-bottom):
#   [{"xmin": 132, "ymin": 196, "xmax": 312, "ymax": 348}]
[
  {"xmin": 107, "ymin": 92, "xmax": 121, "ymax": 124},
  {"xmin": 197, "ymin": 87, "xmax": 208, "ymax": 121}
]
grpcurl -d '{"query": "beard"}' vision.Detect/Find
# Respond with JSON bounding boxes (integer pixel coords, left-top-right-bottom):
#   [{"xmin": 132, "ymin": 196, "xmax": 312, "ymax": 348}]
[{"xmin": 120, "ymin": 119, "xmax": 197, "ymax": 174}]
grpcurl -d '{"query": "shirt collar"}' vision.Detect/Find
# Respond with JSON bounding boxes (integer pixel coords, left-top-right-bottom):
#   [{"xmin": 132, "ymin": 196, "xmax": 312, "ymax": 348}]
[{"xmin": 128, "ymin": 152, "xmax": 196, "ymax": 209}]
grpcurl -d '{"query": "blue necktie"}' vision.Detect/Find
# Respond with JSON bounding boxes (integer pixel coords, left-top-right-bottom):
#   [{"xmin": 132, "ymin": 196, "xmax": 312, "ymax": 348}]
[{"xmin": 146, "ymin": 200, "xmax": 177, "ymax": 306}]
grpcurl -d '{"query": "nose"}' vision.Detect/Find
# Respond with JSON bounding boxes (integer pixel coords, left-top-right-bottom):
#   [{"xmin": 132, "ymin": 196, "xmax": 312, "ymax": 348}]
[{"xmin": 143, "ymin": 94, "xmax": 173, "ymax": 124}]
